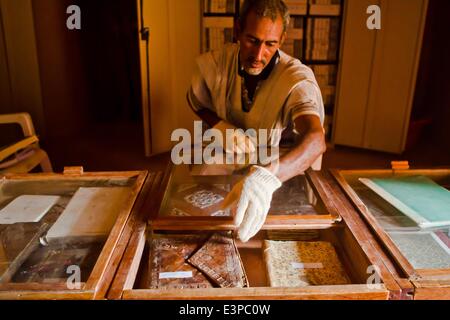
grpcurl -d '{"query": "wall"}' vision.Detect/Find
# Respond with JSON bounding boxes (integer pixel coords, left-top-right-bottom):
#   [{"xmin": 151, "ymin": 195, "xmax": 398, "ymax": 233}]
[
  {"xmin": 140, "ymin": 0, "xmax": 201, "ymax": 154},
  {"xmin": 333, "ymin": 0, "xmax": 429, "ymax": 154},
  {"xmin": 411, "ymin": 0, "xmax": 450, "ymax": 152},
  {"xmin": 32, "ymin": 0, "xmax": 90, "ymax": 140},
  {"xmin": 0, "ymin": 0, "xmax": 46, "ymax": 136},
  {"xmin": 0, "ymin": 8, "xmax": 13, "ymax": 115},
  {"xmin": 1, "ymin": 0, "xmax": 141, "ymax": 144}
]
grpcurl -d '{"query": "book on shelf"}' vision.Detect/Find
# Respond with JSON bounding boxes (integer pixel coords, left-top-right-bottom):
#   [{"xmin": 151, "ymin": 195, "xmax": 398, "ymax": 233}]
[
  {"xmin": 324, "ymin": 114, "xmax": 333, "ymax": 139},
  {"xmin": 309, "ymin": 0, "xmax": 341, "ymax": 16},
  {"xmin": 204, "ymin": 0, "xmax": 236, "ymax": 14},
  {"xmin": 202, "ymin": 17, "xmax": 235, "ymax": 52},
  {"xmin": 306, "ymin": 18, "xmax": 339, "ymax": 61},
  {"xmin": 282, "ymin": 38, "xmax": 303, "ymax": 60},
  {"xmin": 285, "ymin": 0, "xmax": 308, "ymax": 15},
  {"xmin": 328, "ymin": 18, "xmax": 340, "ymax": 60},
  {"xmin": 311, "ymin": 65, "xmax": 337, "ymax": 107},
  {"xmin": 282, "ymin": 16, "xmax": 304, "ymax": 59}
]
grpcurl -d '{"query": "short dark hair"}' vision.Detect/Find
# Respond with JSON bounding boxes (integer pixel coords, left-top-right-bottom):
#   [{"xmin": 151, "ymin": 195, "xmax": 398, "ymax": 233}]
[{"xmin": 239, "ymin": 0, "xmax": 290, "ymax": 32}]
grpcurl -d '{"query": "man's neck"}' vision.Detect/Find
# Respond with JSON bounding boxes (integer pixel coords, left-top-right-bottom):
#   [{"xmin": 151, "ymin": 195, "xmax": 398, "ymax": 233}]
[
  {"xmin": 238, "ymin": 50, "xmax": 280, "ymax": 81},
  {"xmin": 239, "ymin": 50, "xmax": 280, "ymax": 110}
]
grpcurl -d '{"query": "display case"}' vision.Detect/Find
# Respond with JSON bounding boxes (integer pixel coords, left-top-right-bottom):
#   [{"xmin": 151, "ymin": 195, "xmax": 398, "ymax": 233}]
[
  {"xmin": 0, "ymin": 167, "xmax": 152, "ymax": 299},
  {"xmin": 108, "ymin": 162, "xmax": 403, "ymax": 300},
  {"xmin": 150, "ymin": 163, "xmax": 341, "ymax": 231},
  {"xmin": 331, "ymin": 164, "xmax": 450, "ymax": 300}
]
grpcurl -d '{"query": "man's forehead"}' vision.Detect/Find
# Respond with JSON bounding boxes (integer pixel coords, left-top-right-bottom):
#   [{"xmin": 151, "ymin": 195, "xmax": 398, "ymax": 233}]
[{"xmin": 242, "ymin": 10, "xmax": 284, "ymax": 39}]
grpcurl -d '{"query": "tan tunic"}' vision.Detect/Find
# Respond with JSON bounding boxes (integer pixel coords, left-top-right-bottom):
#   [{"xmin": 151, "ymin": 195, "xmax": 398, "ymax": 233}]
[{"xmin": 188, "ymin": 43, "xmax": 325, "ymax": 169}]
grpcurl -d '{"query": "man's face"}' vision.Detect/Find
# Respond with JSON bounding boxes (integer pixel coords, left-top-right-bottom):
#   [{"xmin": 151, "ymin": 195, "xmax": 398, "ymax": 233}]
[{"xmin": 238, "ymin": 10, "xmax": 285, "ymax": 76}]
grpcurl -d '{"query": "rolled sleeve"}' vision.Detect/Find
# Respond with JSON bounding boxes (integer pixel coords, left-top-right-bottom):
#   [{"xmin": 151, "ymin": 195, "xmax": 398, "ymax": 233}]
[
  {"xmin": 283, "ymin": 79, "xmax": 325, "ymax": 128},
  {"xmin": 188, "ymin": 64, "xmax": 215, "ymax": 113}
]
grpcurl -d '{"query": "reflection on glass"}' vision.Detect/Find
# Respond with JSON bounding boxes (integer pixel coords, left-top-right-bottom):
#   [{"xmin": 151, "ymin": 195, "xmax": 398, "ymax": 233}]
[
  {"xmin": 270, "ymin": 175, "xmax": 327, "ymax": 215},
  {"xmin": 388, "ymin": 230, "xmax": 450, "ymax": 269},
  {"xmin": 159, "ymin": 164, "xmax": 328, "ymax": 217},
  {"xmin": 0, "ymin": 177, "xmax": 136, "ymax": 285},
  {"xmin": 12, "ymin": 238, "xmax": 104, "ymax": 284},
  {"xmin": 342, "ymin": 172, "xmax": 450, "ymax": 270},
  {"xmin": 159, "ymin": 164, "xmax": 238, "ymax": 217}
]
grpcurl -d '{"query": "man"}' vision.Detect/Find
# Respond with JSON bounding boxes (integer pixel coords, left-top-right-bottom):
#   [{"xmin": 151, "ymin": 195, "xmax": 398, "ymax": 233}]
[{"xmin": 187, "ymin": 0, "xmax": 326, "ymax": 242}]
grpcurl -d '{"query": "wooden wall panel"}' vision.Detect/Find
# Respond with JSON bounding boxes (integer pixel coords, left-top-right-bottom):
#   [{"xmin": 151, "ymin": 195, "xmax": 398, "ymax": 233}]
[
  {"xmin": 364, "ymin": 0, "xmax": 428, "ymax": 153},
  {"xmin": 334, "ymin": 0, "xmax": 428, "ymax": 154},
  {"xmin": 139, "ymin": 0, "xmax": 201, "ymax": 154},
  {"xmin": 333, "ymin": 0, "xmax": 378, "ymax": 148},
  {"xmin": 0, "ymin": 0, "xmax": 45, "ymax": 136},
  {"xmin": 0, "ymin": 9, "xmax": 13, "ymax": 114},
  {"xmin": 32, "ymin": 0, "xmax": 90, "ymax": 140}
]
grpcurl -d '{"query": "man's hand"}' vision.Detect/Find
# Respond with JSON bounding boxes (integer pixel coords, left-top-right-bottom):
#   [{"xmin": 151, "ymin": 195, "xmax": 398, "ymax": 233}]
[
  {"xmin": 222, "ymin": 165, "xmax": 282, "ymax": 242},
  {"xmin": 213, "ymin": 120, "xmax": 256, "ymax": 154}
]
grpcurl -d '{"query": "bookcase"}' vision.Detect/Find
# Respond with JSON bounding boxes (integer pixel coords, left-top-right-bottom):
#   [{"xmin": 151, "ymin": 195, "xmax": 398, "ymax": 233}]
[{"xmin": 200, "ymin": 0, "xmax": 344, "ymax": 139}]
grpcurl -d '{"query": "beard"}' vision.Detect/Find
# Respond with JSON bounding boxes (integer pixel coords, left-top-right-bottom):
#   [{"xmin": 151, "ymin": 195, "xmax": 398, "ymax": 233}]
[
  {"xmin": 244, "ymin": 58, "xmax": 267, "ymax": 76},
  {"xmin": 245, "ymin": 67, "xmax": 263, "ymax": 75}
]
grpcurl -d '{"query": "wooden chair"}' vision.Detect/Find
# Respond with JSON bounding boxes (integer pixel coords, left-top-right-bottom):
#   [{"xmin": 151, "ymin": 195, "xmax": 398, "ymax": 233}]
[{"xmin": 0, "ymin": 113, "xmax": 53, "ymax": 174}]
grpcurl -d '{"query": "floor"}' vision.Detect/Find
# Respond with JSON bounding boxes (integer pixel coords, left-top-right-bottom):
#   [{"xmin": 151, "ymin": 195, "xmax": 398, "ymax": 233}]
[{"xmin": 43, "ymin": 121, "xmax": 449, "ymax": 174}]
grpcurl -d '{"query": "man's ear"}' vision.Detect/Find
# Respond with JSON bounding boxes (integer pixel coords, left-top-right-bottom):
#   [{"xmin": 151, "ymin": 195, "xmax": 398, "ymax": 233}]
[{"xmin": 280, "ymin": 31, "xmax": 286, "ymax": 47}]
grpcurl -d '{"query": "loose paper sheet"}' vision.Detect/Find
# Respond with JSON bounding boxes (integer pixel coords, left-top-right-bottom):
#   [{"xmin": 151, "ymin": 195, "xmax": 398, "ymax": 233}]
[
  {"xmin": 45, "ymin": 187, "xmax": 130, "ymax": 240},
  {"xmin": 0, "ymin": 195, "xmax": 60, "ymax": 224}
]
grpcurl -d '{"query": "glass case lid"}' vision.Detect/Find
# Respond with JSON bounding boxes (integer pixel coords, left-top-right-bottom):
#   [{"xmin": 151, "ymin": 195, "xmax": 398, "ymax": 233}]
[
  {"xmin": 151, "ymin": 162, "xmax": 341, "ymax": 230},
  {"xmin": 332, "ymin": 168, "xmax": 450, "ymax": 279},
  {"xmin": 0, "ymin": 169, "xmax": 146, "ymax": 291}
]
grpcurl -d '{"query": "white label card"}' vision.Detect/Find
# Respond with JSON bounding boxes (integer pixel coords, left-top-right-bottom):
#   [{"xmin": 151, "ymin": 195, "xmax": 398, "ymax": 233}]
[
  {"xmin": 291, "ymin": 262, "xmax": 323, "ymax": 269},
  {"xmin": 159, "ymin": 271, "xmax": 193, "ymax": 279}
]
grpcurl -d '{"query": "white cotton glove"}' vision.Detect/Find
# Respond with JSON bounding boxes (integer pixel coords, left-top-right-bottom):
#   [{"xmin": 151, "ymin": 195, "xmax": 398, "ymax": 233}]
[
  {"xmin": 222, "ymin": 165, "xmax": 282, "ymax": 242},
  {"xmin": 213, "ymin": 120, "xmax": 256, "ymax": 154}
]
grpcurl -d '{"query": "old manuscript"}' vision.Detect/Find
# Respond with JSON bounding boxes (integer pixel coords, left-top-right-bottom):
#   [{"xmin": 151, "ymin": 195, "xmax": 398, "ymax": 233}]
[{"xmin": 263, "ymin": 240, "xmax": 350, "ymax": 287}]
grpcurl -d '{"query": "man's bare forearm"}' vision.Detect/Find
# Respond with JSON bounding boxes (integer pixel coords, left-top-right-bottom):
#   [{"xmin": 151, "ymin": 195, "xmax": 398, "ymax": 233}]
[
  {"xmin": 186, "ymin": 90, "xmax": 222, "ymax": 127},
  {"xmin": 265, "ymin": 116, "xmax": 326, "ymax": 182},
  {"xmin": 195, "ymin": 108, "xmax": 222, "ymax": 128}
]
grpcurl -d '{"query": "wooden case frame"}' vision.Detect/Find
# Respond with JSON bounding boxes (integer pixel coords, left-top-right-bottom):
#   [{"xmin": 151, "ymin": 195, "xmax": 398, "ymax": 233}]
[
  {"xmin": 108, "ymin": 166, "xmax": 404, "ymax": 300},
  {"xmin": 150, "ymin": 163, "xmax": 342, "ymax": 231},
  {"xmin": 0, "ymin": 167, "xmax": 149, "ymax": 299},
  {"xmin": 331, "ymin": 167, "xmax": 450, "ymax": 300}
]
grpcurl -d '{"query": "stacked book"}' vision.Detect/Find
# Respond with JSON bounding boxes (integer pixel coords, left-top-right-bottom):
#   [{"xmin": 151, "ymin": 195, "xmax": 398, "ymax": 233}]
[
  {"xmin": 285, "ymin": 0, "xmax": 308, "ymax": 15},
  {"xmin": 311, "ymin": 64, "xmax": 337, "ymax": 138},
  {"xmin": 309, "ymin": 0, "xmax": 341, "ymax": 16},
  {"xmin": 281, "ymin": 16, "xmax": 304, "ymax": 59},
  {"xmin": 203, "ymin": 0, "xmax": 236, "ymax": 14},
  {"xmin": 306, "ymin": 17, "xmax": 339, "ymax": 61},
  {"xmin": 311, "ymin": 64, "xmax": 337, "ymax": 107},
  {"xmin": 202, "ymin": 17, "xmax": 235, "ymax": 52}
]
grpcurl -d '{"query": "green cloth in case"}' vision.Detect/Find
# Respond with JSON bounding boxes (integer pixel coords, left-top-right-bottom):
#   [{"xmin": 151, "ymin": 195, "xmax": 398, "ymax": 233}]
[{"xmin": 359, "ymin": 175, "xmax": 450, "ymax": 229}]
